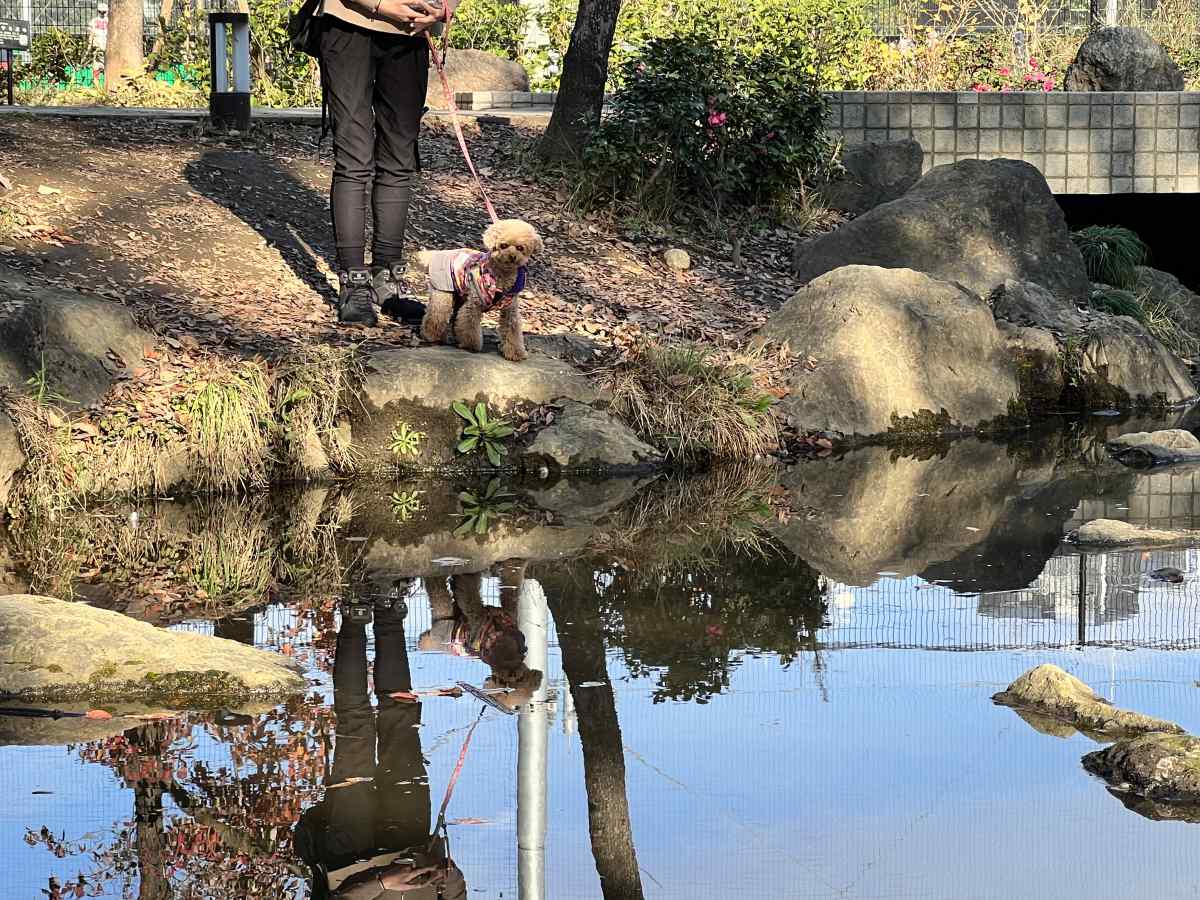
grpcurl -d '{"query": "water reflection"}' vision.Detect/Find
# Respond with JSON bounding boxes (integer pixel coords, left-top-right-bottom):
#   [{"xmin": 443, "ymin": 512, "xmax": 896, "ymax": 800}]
[{"xmin": 5, "ymin": 428, "xmax": 1200, "ymax": 897}]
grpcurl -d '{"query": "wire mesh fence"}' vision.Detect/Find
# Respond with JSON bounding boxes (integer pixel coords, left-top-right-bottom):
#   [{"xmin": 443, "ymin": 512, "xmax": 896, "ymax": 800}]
[
  {"xmin": 864, "ymin": 0, "xmax": 1163, "ymax": 36},
  {"xmin": 0, "ymin": 0, "xmax": 242, "ymax": 41}
]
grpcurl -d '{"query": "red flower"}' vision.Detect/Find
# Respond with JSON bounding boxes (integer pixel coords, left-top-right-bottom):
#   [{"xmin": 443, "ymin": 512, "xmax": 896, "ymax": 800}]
[
  {"xmin": 972, "ymin": 83, "xmax": 991, "ymax": 92},
  {"xmin": 707, "ymin": 111, "xmax": 727, "ymax": 127},
  {"xmin": 998, "ymin": 66, "xmax": 1010, "ymax": 77},
  {"xmin": 1042, "ymin": 80, "xmax": 1054, "ymax": 92}
]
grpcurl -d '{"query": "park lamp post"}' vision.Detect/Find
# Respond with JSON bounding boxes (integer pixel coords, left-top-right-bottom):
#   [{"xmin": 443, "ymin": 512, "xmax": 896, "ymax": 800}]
[{"xmin": 208, "ymin": 12, "xmax": 251, "ymax": 131}]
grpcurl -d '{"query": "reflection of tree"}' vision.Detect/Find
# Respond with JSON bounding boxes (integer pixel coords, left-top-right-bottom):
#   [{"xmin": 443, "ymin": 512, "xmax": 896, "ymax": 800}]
[
  {"xmin": 544, "ymin": 548, "xmax": 826, "ymax": 703},
  {"xmin": 548, "ymin": 588, "xmax": 645, "ymax": 900},
  {"xmin": 29, "ymin": 695, "xmax": 333, "ymax": 898}
]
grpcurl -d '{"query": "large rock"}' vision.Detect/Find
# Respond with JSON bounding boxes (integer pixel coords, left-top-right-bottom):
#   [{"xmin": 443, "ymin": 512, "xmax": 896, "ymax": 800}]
[
  {"xmin": 819, "ymin": 139, "xmax": 924, "ymax": 217},
  {"xmin": 994, "ymin": 664, "xmax": 1185, "ymax": 736},
  {"xmin": 1134, "ymin": 266, "xmax": 1200, "ymax": 342},
  {"xmin": 791, "ymin": 159, "xmax": 1090, "ymax": 304},
  {"xmin": 1083, "ymin": 733, "xmax": 1200, "ymax": 810},
  {"xmin": 1075, "ymin": 315, "xmax": 1198, "ymax": 406},
  {"xmin": 1106, "ymin": 428, "xmax": 1200, "ymax": 467},
  {"xmin": 998, "ymin": 321, "xmax": 1064, "ymax": 409},
  {"xmin": 1065, "ymin": 27, "xmax": 1184, "ymax": 92},
  {"xmin": 990, "ymin": 279, "xmax": 1089, "ymax": 336},
  {"xmin": 426, "ymin": 48, "xmax": 529, "ymax": 108},
  {"xmin": 0, "ymin": 594, "xmax": 304, "ymax": 704},
  {"xmin": 525, "ymin": 400, "xmax": 662, "ymax": 472},
  {"xmin": 757, "ymin": 266, "xmax": 1020, "ymax": 437},
  {"xmin": 0, "ymin": 276, "xmax": 155, "ymax": 407},
  {"xmin": 353, "ymin": 346, "xmax": 602, "ymax": 472}
]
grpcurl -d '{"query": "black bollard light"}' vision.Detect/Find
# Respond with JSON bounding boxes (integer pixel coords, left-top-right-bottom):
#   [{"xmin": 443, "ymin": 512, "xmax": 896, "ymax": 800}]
[{"xmin": 208, "ymin": 12, "xmax": 251, "ymax": 131}]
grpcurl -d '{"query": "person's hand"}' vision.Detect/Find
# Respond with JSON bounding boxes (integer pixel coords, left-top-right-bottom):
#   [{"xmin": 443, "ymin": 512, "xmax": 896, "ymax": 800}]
[
  {"xmin": 374, "ymin": 0, "xmax": 440, "ymax": 29},
  {"xmin": 381, "ymin": 864, "xmax": 442, "ymax": 891}
]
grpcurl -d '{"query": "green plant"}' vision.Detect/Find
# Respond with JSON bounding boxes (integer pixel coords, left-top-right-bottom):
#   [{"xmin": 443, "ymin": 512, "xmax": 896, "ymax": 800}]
[
  {"xmin": 388, "ymin": 422, "xmax": 425, "ymax": 459},
  {"xmin": 601, "ymin": 341, "xmax": 778, "ymax": 460},
  {"xmin": 454, "ymin": 478, "xmax": 516, "ymax": 537},
  {"xmin": 17, "ymin": 29, "xmax": 96, "ymax": 83},
  {"xmin": 1089, "ymin": 285, "xmax": 1145, "ymax": 321},
  {"xmin": 390, "ymin": 489, "xmax": 424, "ymax": 522},
  {"xmin": 274, "ymin": 346, "xmax": 359, "ymax": 476},
  {"xmin": 1072, "ymin": 225, "xmax": 1149, "ymax": 290},
  {"xmin": 1142, "ymin": 299, "xmax": 1200, "ymax": 359},
  {"xmin": 449, "ymin": 0, "xmax": 530, "ymax": 60},
  {"xmin": 24, "ymin": 352, "xmax": 68, "ymax": 406},
  {"xmin": 576, "ymin": 33, "xmax": 831, "ymax": 227},
  {"xmin": 452, "ymin": 401, "xmax": 515, "ymax": 467},
  {"xmin": 186, "ymin": 360, "xmax": 272, "ymax": 491}
]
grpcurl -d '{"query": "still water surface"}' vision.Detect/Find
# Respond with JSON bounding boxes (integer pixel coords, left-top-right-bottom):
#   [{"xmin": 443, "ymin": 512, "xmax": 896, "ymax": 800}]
[{"xmin": 3, "ymin": 433, "xmax": 1200, "ymax": 899}]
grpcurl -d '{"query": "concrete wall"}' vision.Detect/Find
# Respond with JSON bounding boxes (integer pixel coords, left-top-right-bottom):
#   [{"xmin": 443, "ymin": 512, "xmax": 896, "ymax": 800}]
[{"xmin": 828, "ymin": 91, "xmax": 1200, "ymax": 194}]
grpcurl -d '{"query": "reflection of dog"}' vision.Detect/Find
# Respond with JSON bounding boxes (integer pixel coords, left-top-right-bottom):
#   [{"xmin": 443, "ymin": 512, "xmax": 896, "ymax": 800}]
[
  {"xmin": 418, "ymin": 220, "xmax": 543, "ymax": 362},
  {"xmin": 418, "ymin": 558, "xmax": 543, "ymax": 710}
]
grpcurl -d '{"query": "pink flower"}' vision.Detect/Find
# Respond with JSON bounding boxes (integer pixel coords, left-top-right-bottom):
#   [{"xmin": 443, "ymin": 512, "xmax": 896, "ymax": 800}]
[
  {"xmin": 1029, "ymin": 57, "xmax": 1038, "ymax": 67},
  {"xmin": 707, "ymin": 111, "xmax": 727, "ymax": 127},
  {"xmin": 973, "ymin": 83, "xmax": 991, "ymax": 92},
  {"xmin": 1043, "ymin": 80, "xmax": 1054, "ymax": 91},
  {"xmin": 1024, "ymin": 73, "xmax": 1035, "ymax": 82},
  {"xmin": 764, "ymin": 130, "xmax": 776, "ymax": 139},
  {"xmin": 1001, "ymin": 87, "xmax": 1012, "ymax": 93},
  {"xmin": 998, "ymin": 66, "xmax": 1010, "ymax": 77}
]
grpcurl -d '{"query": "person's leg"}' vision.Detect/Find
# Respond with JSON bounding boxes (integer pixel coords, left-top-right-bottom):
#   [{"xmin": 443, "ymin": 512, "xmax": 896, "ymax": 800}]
[
  {"xmin": 320, "ymin": 18, "xmax": 381, "ymax": 326},
  {"xmin": 320, "ymin": 18, "xmax": 375, "ymax": 274},
  {"xmin": 369, "ymin": 33, "xmax": 429, "ymax": 322}
]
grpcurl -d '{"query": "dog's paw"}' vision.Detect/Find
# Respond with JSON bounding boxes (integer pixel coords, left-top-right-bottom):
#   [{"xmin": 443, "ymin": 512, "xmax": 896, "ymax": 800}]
[{"xmin": 502, "ymin": 349, "xmax": 529, "ymax": 363}]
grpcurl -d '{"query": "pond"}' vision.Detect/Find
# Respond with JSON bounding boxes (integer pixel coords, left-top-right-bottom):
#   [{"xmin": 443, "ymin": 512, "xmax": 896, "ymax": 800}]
[{"xmin": 3, "ymin": 424, "xmax": 1200, "ymax": 899}]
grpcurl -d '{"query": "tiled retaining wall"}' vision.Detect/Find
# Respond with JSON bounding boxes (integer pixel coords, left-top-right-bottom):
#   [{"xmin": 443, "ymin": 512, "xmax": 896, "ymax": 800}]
[{"xmin": 826, "ymin": 91, "xmax": 1200, "ymax": 194}]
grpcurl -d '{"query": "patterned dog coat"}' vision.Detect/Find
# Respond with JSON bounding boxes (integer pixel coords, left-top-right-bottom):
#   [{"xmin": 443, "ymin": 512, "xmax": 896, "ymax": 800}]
[{"xmin": 426, "ymin": 249, "xmax": 526, "ymax": 313}]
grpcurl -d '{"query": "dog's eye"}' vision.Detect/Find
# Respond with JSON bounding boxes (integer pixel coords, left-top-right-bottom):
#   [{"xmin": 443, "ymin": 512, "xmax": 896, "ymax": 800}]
[
  {"xmin": 516, "ymin": 244, "xmax": 525, "ymax": 253},
  {"xmin": 499, "ymin": 242, "xmax": 509, "ymax": 250}
]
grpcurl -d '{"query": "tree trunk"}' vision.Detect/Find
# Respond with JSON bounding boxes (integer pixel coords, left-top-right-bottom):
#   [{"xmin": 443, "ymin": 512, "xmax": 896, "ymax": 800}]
[
  {"xmin": 106, "ymin": 0, "xmax": 145, "ymax": 89},
  {"xmin": 149, "ymin": 0, "xmax": 175, "ymax": 62},
  {"xmin": 537, "ymin": 0, "xmax": 622, "ymax": 162},
  {"xmin": 547, "ymin": 584, "xmax": 645, "ymax": 900}
]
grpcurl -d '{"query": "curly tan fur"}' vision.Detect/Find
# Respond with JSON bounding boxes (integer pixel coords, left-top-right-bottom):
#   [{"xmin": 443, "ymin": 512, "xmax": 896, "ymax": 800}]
[{"xmin": 419, "ymin": 219, "xmax": 542, "ymax": 363}]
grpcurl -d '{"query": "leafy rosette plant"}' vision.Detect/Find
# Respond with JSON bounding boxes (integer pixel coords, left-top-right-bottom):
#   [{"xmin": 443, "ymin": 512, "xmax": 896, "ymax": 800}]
[{"xmin": 452, "ymin": 401, "xmax": 515, "ymax": 467}]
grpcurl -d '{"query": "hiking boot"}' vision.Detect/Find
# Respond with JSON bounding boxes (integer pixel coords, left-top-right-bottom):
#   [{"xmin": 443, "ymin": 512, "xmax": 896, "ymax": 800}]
[
  {"xmin": 373, "ymin": 262, "xmax": 427, "ymax": 324},
  {"xmin": 337, "ymin": 269, "xmax": 378, "ymax": 327}
]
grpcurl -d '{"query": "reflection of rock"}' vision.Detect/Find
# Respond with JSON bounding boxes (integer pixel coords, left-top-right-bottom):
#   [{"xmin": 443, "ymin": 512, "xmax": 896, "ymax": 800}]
[
  {"xmin": 1108, "ymin": 429, "xmax": 1200, "ymax": 467},
  {"xmin": 0, "ymin": 707, "xmax": 139, "ymax": 745},
  {"xmin": 757, "ymin": 266, "xmax": 1019, "ymax": 437},
  {"xmin": 0, "ymin": 594, "xmax": 305, "ymax": 704},
  {"xmin": 1071, "ymin": 518, "xmax": 1196, "ymax": 548},
  {"xmin": 1100, "ymin": 786, "xmax": 1200, "ymax": 823},
  {"xmin": 1083, "ymin": 733, "xmax": 1200, "ymax": 809},
  {"xmin": 771, "ymin": 440, "xmax": 1030, "ymax": 585},
  {"xmin": 994, "ymin": 664, "xmax": 1184, "ymax": 736},
  {"xmin": 1010, "ymin": 706, "xmax": 1083, "ymax": 739},
  {"xmin": 527, "ymin": 474, "xmax": 658, "ymax": 526}
]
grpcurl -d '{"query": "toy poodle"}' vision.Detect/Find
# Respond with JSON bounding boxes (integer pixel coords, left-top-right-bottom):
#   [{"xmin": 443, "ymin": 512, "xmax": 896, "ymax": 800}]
[{"xmin": 418, "ymin": 219, "xmax": 543, "ymax": 362}]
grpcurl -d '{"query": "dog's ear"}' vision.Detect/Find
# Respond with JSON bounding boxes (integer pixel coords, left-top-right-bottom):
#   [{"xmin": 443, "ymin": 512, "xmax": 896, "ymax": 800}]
[{"xmin": 482, "ymin": 221, "xmax": 503, "ymax": 250}]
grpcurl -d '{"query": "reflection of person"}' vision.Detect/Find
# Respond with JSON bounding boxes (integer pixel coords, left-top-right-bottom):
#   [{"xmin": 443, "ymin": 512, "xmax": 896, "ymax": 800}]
[
  {"xmin": 295, "ymin": 599, "xmax": 467, "ymax": 899},
  {"xmin": 418, "ymin": 560, "xmax": 543, "ymax": 713},
  {"xmin": 318, "ymin": 0, "xmax": 457, "ymax": 326}
]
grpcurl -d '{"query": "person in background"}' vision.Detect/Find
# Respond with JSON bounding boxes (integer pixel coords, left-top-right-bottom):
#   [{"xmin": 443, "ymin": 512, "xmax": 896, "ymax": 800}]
[
  {"xmin": 295, "ymin": 594, "xmax": 467, "ymax": 899},
  {"xmin": 317, "ymin": 0, "xmax": 457, "ymax": 326},
  {"xmin": 88, "ymin": 2, "xmax": 107, "ymax": 85}
]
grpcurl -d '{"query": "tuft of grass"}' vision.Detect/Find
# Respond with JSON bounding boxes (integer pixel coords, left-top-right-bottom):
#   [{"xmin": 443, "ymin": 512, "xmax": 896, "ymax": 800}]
[
  {"xmin": 600, "ymin": 341, "xmax": 778, "ymax": 461},
  {"xmin": 273, "ymin": 346, "xmax": 360, "ymax": 477},
  {"xmin": 188, "ymin": 498, "xmax": 273, "ymax": 601},
  {"xmin": 1072, "ymin": 226, "xmax": 1149, "ymax": 290},
  {"xmin": 1089, "ymin": 285, "xmax": 1145, "ymax": 321},
  {"xmin": 1142, "ymin": 298, "xmax": 1200, "ymax": 359},
  {"xmin": 186, "ymin": 358, "xmax": 272, "ymax": 491}
]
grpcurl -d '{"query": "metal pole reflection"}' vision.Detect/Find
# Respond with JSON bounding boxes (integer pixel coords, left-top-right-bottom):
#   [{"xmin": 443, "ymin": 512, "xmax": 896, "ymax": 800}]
[{"xmin": 517, "ymin": 577, "xmax": 549, "ymax": 900}]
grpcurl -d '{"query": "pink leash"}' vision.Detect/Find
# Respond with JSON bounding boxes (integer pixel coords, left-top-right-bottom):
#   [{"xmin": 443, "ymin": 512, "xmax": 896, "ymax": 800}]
[{"xmin": 426, "ymin": 14, "xmax": 500, "ymax": 225}]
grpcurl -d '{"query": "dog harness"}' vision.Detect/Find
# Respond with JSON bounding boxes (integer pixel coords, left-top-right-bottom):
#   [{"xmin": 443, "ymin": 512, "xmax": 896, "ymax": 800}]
[{"xmin": 429, "ymin": 249, "xmax": 526, "ymax": 313}]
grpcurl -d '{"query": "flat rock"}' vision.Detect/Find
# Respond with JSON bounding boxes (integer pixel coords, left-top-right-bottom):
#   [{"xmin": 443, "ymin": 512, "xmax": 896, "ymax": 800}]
[
  {"xmin": 994, "ymin": 664, "xmax": 1184, "ymax": 736},
  {"xmin": 757, "ymin": 266, "xmax": 1019, "ymax": 437},
  {"xmin": 1070, "ymin": 518, "xmax": 1195, "ymax": 547},
  {"xmin": 1083, "ymin": 733, "xmax": 1200, "ymax": 808},
  {"xmin": 1065, "ymin": 27, "xmax": 1184, "ymax": 91},
  {"xmin": 0, "ymin": 594, "xmax": 305, "ymax": 704},
  {"xmin": 526, "ymin": 400, "xmax": 662, "ymax": 472},
  {"xmin": 791, "ymin": 159, "xmax": 1090, "ymax": 304},
  {"xmin": 0, "ymin": 273, "xmax": 155, "ymax": 407},
  {"xmin": 1106, "ymin": 428, "xmax": 1200, "ymax": 467}
]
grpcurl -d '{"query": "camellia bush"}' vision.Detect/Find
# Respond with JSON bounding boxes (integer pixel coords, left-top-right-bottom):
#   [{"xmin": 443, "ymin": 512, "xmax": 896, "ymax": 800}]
[{"xmin": 577, "ymin": 33, "xmax": 831, "ymax": 227}]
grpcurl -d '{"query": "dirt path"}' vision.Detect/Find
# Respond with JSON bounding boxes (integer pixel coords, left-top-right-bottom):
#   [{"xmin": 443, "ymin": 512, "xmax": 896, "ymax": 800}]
[{"xmin": 0, "ymin": 114, "xmax": 801, "ymax": 358}]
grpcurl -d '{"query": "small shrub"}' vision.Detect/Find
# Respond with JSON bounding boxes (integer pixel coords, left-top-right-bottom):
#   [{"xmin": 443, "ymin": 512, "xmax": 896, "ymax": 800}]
[
  {"xmin": 389, "ymin": 421, "xmax": 425, "ymax": 459},
  {"xmin": 1089, "ymin": 285, "xmax": 1145, "ymax": 321},
  {"xmin": 601, "ymin": 341, "xmax": 778, "ymax": 460},
  {"xmin": 578, "ymin": 34, "xmax": 831, "ymax": 226},
  {"xmin": 453, "ymin": 401, "xmax": 514, "ymax": 467},
  {"xmin": 18, "ymin": 29, "xmax": 96, "ymax": 83},
  {"xmin": 1072, "ymin": 226, "xmax": 1148, "ymax": 290}
]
